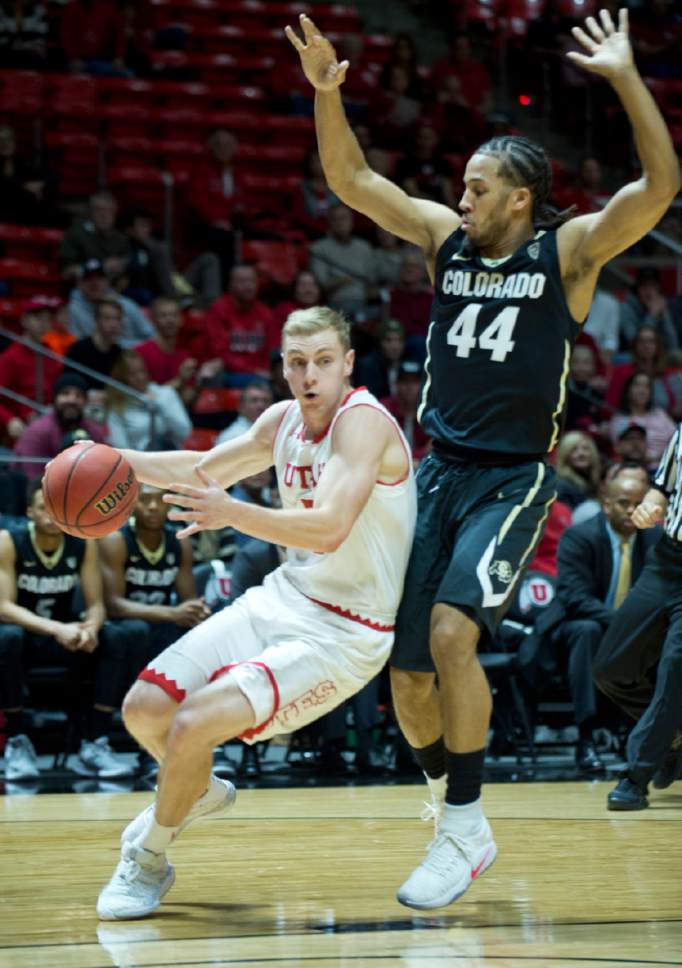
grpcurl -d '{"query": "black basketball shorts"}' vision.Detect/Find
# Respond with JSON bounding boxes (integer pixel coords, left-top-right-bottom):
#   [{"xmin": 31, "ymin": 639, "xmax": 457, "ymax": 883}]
[{"xmin": 391, "ymin": 451, "xmax": 556, "ymax": 672}]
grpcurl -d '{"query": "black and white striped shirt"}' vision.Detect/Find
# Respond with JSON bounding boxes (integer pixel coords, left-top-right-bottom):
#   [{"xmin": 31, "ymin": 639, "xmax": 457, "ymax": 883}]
[{"xmin": 654, "ymin": 424, "xmax": 682, "ymax": 541}]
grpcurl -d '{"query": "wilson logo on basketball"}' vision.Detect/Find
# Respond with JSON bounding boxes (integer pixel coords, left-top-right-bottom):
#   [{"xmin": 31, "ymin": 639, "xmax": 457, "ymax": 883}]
[{"xmin": 94, "ymin": 469, "xmax": 135, "ymax": 517}]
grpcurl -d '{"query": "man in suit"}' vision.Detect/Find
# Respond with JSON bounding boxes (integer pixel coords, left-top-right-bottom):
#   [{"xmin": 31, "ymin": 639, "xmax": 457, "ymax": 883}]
[{"xmin": 529, "ymin": 464, "xmax": 656, "ymax": 771}]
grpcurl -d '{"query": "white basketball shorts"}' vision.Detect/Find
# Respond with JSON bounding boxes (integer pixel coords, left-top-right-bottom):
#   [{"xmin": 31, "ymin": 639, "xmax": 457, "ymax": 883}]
[{"xmin": 138, "ymin": 568, "xmax": 393, "ymax": 744}]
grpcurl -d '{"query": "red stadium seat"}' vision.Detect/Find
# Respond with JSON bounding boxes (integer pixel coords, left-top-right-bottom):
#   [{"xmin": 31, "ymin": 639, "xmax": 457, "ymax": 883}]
[
  {"xmin": 0, "ymin": 225, "xmax": 64, "ymax": 261},
  {"xmin": 100, "ymin": 104, "xmax": 153, "ymax": 137},
  {"xmin": 192, "ymin": 388, "xmax": 241, "ymax": 414},
  {"xmin": 235, "ymin": 144, "xmax": 306, "ymax": 176},
  {"xmin": 107, "ymin": 166, "xmax": 172, "ymax": 220},
  {"xmin": 0, "ymin": 297, "xmax": 26, "ymax": 328},
  {"xmin": 0, "ymin": 259, "xmax": 62, "ymax": 297},
  {"xmin": 106, "ymin": 137, "xmax": 157, "ymax": 168},
  {"xmin": 44, "ymin": 132, "xmax": 99, "ymax": 196},
  {"xmin": 97, "ymin": 78, "xmax": 157, "ymax": 108},
  {"xmin": 241, "ymin": 240, "xmax": 301, "ymax": 287},
  {"xmin": 0, "ymin": 71, "xmax": 44, "ymax": 117},
  {"xmin": 182, "ymin": 427, "xmax": 218, "ymax": 450}
]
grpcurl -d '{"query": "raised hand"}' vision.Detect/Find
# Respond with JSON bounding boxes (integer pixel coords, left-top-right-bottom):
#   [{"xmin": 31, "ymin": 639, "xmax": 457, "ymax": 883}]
[
  {"xmin": 285, "ymin": 13, "xmax": 349, "ymax": 92},
  {"xmin": 631, "ymin": 501, "xmax": 665, "ymax": 530},
  {"xmin": 567, "ymin": 8, "xmax": 634, "ymax": 79}
]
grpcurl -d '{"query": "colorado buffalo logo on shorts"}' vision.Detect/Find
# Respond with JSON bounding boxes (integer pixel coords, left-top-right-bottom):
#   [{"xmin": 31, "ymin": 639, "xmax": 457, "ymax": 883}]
[{"xmin": 488, "ymin": 559, "xmax": 513, "ymax": 584}]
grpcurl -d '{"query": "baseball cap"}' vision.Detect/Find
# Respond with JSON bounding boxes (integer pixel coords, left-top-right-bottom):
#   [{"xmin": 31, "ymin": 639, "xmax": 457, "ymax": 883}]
[
  {"xmin": 398, "ymin": 358, "xmax": 423, "ymax": 379},
  {"xmin": 618, "ymin": 421, "xmax": 647, "ymax": 440},
  {"xmin": 79, "ymin": 258, "xmax": 106, "ymax": 278},
  {"xmin": 23, "ymin": 295, "xmax": 61, "ymax": 315},
  {"xmin": 53, "ymin": 372, "xmax": 88, "ymax": 399}
]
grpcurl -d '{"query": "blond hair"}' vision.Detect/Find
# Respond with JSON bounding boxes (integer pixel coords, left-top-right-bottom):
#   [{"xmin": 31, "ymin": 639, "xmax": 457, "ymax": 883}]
[
  {"xmin": 555, "ymin": 430, "xmax": 601, "ymax": 495},
  {"xmin": 282, "ymin": 306, "xmax": 351, "ymax": 353}
]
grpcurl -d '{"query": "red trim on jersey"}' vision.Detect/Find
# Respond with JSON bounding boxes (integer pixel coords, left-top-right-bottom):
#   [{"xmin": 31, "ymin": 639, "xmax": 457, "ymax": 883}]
[
  {"xmin": 331, "ymin": 400, "xmax": 412, "ymax": 486},
  {"xmin": 138, "ymin": 668, "xmax": 186, "ymax": 703},
  {"xmin": 305, "ymin": 594, "xmax": 395, "ymax": 632},
  {"xmin": 312, "ymin": 386, "xmax": 367, "ymax": 444},
  {"xmin": 209, "ymin": 659, "xmax": 281, "ymax": 740},
  {"xmin": 272, "ymin": 401, "xmax": 295, "ymax": 455}
]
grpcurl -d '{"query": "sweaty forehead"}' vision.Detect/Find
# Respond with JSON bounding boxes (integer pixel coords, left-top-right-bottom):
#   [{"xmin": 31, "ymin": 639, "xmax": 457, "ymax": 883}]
[{"xmin": 464, "ymin": 154, "xmax": 503, "ymax": 185}]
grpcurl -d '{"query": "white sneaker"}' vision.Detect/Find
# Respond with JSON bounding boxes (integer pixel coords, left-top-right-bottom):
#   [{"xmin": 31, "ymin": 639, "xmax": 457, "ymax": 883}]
[
  {"xmin": 97, "ymin": 843, "xmax": 175, "ymax": 920},
  {"xmin": 3, "ymin": 735, "xmax": 40, "ymax": 781},
  {"xmin": 121, "ymin": 775, "xmax": 237, "ymax": 846},
  {"xmin": 73, "ymin": 737, "xmax": 135, "ymax": 778},
  {"xmin": 397, "ymin": 818, "xmax": 497, "ymax": 910}
]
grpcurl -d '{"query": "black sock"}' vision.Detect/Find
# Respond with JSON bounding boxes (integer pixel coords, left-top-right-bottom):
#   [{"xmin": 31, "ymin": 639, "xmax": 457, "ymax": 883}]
[
  {"xmin": 5, "ymin": 709, "xmax": 26, "ymax": 737},
  {"xmin": 445, "ymin": 747, "xmax": 486, "ymax": 805},
  {"xmin": 88, "ymin": 707, "xmax": 113, "ymax": 741},
  {"xmin": 411, "ymin": 737, "xmax": 446, "ymax": 779}
]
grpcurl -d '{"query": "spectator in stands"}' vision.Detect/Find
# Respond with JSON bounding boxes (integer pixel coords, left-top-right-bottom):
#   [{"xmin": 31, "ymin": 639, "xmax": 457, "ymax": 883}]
[
  {"xmin": 43, "ymin": 300, "xmax": 76, "ymax": 358},
  {"xmin": 555, "ymin": 430, "xmax": 602, "ymax": 510},
  {"xmin": 204, "ymin": 265, "xmax": 280, "ymax": 384},
  {"xmin": 380, "ymin": 34, "xmax": 423, "ymax": 100},
  {"xmin": 532, "ymin": 466, "xmax": 657, "ymax": 773},
  {"xmin": 555, "ymin": 156, "xmax": 608, "ymax": 214},
  {"xmin": 371, "ymin": 63, "xmax": 421, "ymax": 148},
  {"xmin": 606, "ymin": 325, "xmax": 675, "ymax": 415},
  {"xmin": 609, "ymin": 372, "xmax": 676, "ymax": 469},
  {"xmin": 121, "ymin": 209, "xmax": 221, "ymax": 310},
  {"xmin": 60, "ymin": 0, "xmax": 130, "ymax": 77},
  {"xmin": 564, "ymin": 343, "xmax": 604, "ymax": 434},
  {"xmin": 12, "ymin": 372, "xmax": 107, "ymax": 478},
  {"xmin": 527, "ymin": 499, "xmax": 573, "ymax": 579},
  {"xmin": 0, "ymin": 296, "xmax": 63, "ymax": 433},
  {"xmin": 0, "ymin": 1, "xmax": 48, "ymax": 70},
  {"xmin": 229, "ymin": 469, "xmax": 276, "ymax": 549},
  {"xmin": 215, "ymin": 381, "xmax": 273, "ymax": 445},
  {"xmin": 310, "ymin": 204, "xmax": 378, "ymax": 318},
  {"xmin": 0, "ymin": 479, "xmax": 132, "ymax": 781},
  {"xmin": 619, "ymin": 269, "xmax": 678, "ymax": 352},
  {"xmin": 394, "ymin": 124, "xmax": 456, "ymax": 208},
  {"xmin": 353, "ymin": 318, "xmax": 405, "ymax": 399},
  {"xmin": 614, "ymin": 424, "xmax": 650, "ymax": 468},
  {"xmin": 381, "ymin": 358, "xmax": 429, "ymax": 462},
  {"xmin": 432, "ymin": 33, "xmax": 492, "ymax": 119},
  {"xmin": 105, "ymin": 350, "xmax": 191, "ymax": 451},
  {"xmin": 269, "ymin": 348, "xmax": 292, "ymax": 404},
  {"xmin": 67, "ymin": 259, "xmax": 154, "ymax": 348},
  {"xmin": 0, "ymin": 124, "xmax": 58, "ymax": 226},
  {"xmin": 59, "ymin": 191, "xmax": 132, "ymax": 283},
  {"xmin": 583, "ymin": 278, "xmax": 621, "ymax": 364},
  {"xmin": 292, "ymin": 148, "xmax": 340, "ymax": 239},
  {"xmin": 373, "ymin": 227, "xmax": 403, "ymax": 287},
  {"xmin": 99, "ymin": 482, "xmax": 210, "ymax": 685},
  {"xmin": 388, "ymin": 248, "xmax": 432, "ymax": 351},
  {"xmin": 273, "ymin": 270, "xmax": 322, "ymax": 329},
  {"xmin": 188, "ymin": 129, "xmax": 243, "ymax": 286},
  {"xmin": 65, "ymin": 298, "xmax": 123, "ymax": 391},
  {"xmin": 134, "ymin": 297, "xmax": 221, "ymax": 409}
]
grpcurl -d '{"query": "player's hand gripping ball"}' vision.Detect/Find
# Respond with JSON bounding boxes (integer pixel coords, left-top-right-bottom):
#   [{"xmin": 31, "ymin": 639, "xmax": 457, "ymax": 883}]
[{"xmin": 42, "ymin": 442, "xmax": 138, "ymax": 538}]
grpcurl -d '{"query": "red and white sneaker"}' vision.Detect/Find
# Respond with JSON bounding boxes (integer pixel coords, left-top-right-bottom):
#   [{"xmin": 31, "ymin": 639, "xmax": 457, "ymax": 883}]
[{"xmin": 397, "ymin": 817, "xmax": 497, "ymax": 910}]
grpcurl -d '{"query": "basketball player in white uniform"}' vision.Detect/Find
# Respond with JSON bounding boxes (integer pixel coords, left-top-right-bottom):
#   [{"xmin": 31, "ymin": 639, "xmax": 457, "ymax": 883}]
[{"xmin": 96, "ymin": 306, "xmax": 417, "ymax": 920}]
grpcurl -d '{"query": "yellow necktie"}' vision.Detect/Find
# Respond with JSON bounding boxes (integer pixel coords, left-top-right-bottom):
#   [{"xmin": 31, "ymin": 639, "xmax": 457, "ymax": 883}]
[{"xmin": 613, "ymin": 540, "xmax": 632, "ymax": 609}]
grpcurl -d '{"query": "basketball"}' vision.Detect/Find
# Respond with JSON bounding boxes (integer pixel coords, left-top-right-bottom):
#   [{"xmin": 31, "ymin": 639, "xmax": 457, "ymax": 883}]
[{"xmin": 42, "ymin": 442, "xmax": 138, "ymax": 539}]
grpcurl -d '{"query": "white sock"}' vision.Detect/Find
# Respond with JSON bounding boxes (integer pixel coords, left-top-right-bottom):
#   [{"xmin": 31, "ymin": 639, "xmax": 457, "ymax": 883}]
[
  {"xmin": 441, "ymin": 798, "xmax": 484, "ymax": 835},
  {"xmin": 136, "ymin": 814, "xmax": 179, "ymax": 855},
  {"xmin": 425, "ymin": 773, "xmax": 447, "ymax": 803}
]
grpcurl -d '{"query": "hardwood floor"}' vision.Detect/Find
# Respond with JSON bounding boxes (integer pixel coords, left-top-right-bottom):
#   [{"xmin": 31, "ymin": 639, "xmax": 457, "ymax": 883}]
[{"xmin": 1, "ymin": 781, "xmax": 681, "ymax": 967}]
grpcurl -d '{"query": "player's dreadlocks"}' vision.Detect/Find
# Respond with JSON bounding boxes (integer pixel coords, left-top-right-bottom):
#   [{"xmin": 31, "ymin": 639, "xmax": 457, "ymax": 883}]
[{"xmin": 475, "ymin": 135, "xmax": 575, "ymax": 229}]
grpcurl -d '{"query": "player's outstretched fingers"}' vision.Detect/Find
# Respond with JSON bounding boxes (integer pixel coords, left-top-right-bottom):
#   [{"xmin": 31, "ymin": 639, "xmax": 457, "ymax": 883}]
[
  {"xmin": 284, "ymin": 24, "xmax": 305, "ymax": 51},
  {"xmin": 571, "ymin": 26, "xmax": 599, "ymax": 54},
  {"xmin": 300, "ymin": 13, "xmax": 323, "ymax": 40},
  {"xmin": 585, "ymin": 15, "xmax": 605, "ymax": 42},
  {"xmin": 599, "ymin": 8, "xmax": 615, "ymax": 34}
]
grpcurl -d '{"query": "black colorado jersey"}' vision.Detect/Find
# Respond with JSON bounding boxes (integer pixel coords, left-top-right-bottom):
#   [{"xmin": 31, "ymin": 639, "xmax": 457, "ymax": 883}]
[
  {"xmin": 419, "ymin": 227, "xmax": 580, "ymax": 460},
  {"xmin": 10, "ymin": 522, "xmax": 84, "ymax": 621},
  {"xmin": 122, "ymin": 522, "xmax": 181, "ymax": 607}
]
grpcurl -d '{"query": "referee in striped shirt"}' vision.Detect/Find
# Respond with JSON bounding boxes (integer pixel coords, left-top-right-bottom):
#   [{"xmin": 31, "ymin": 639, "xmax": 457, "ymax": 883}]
[{"xmin": 594, "ymin": 425, "xmax": 682, "ymax": 810}]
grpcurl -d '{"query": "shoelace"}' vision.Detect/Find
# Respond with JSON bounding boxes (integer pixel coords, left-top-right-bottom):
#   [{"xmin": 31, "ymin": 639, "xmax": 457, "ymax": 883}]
[
  {"xmin": 120, "ymin": 852, "xmax": 166, "ymax": 888},
  {"xmin": 420, "ymin": 799, "xmax": 443, "ymax": 850},
  {"xmin": 421, "ymin": 831, "xmax": 473, "ymax": 877}
]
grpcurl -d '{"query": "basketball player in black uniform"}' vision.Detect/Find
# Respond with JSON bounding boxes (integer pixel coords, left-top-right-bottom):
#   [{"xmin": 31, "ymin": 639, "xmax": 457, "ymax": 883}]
[
  {"xmin": 0, "ymin": 479, "xmax": 130, "ymax": 781},
  {"xmin": 99, "ymin": 482, "xmax": 210, "ymax": 681},
  {"xmin": 288, "ymin": 8, "xmax": 681, "ymax": 908}
]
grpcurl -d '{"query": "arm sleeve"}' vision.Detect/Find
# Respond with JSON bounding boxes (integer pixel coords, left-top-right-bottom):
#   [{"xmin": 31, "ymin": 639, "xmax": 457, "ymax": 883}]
[
  {"xmin": 654, "ymin": 425, "xmax": 680, "ymax": 496},
  {"xmin": 556, "ymin": 526, "xmax": 614, "ymax": 627}
]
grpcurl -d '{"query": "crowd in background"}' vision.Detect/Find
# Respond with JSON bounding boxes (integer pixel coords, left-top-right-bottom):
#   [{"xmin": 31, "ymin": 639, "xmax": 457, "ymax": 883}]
[{"xmin": 0, "ymin": 0, "xmax": 681, "ymax": 786}]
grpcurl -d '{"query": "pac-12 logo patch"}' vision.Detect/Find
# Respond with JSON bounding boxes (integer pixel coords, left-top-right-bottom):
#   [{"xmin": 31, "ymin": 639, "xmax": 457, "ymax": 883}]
[
  {"xmin": 488, "ymin": 559, "xmax": 513, "ymax": 584},
  {"xmin": 527, "ymin": 241, "xmax": 540, "ymax": 260}
]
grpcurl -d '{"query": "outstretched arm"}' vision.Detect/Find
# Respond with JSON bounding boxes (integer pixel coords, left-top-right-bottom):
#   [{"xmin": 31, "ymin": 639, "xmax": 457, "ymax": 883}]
[
  {"xmin": 286, "ymin": 15, "xmax": 459, "ymax": 263},
  {"xmin": 559, "ymin": 9, "xmax": 680, "ymax": 281},
  {"xmin": 164, "ymin": 407, "xmax": 399, "ymax": 552}
]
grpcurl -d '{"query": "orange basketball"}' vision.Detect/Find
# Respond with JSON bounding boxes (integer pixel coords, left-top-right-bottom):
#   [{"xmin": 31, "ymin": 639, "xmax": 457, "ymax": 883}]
[{"xmin": 43, "ymin": 442, "xmax": 138, "ymax": 539}]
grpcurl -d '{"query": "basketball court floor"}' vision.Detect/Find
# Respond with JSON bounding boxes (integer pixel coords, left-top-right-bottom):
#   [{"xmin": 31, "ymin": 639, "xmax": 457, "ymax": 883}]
[{"xmin": 2, "ymin": 781, "xmax": 680, "ymax": 967}]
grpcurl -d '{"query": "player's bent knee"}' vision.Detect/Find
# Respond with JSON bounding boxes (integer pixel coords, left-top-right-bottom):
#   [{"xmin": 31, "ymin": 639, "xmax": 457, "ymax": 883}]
[
  {"xmin": 430, "ymin": 609, "xmax": 479, "ymax": 670},
  {"xmin": 390, "ymin": 666, "xmax": 435, "ymax": 704},
  {"xmin": 122, "ymin": 680, "xmax": 178, "ymax": 734}
]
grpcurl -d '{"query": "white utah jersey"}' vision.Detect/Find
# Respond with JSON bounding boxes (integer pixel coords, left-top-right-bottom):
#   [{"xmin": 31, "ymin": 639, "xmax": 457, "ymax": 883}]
[{"xmin": 272, "ymin": 387, "xmax": 417, "ymax": 629}]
